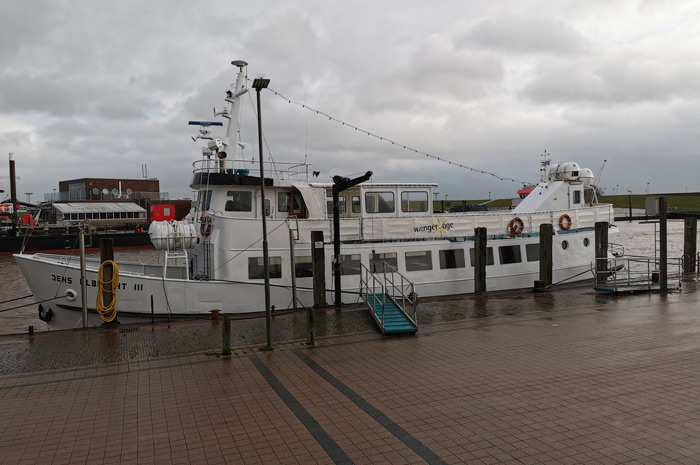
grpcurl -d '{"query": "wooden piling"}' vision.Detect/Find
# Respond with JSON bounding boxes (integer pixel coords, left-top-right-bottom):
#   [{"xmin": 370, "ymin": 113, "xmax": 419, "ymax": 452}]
[
  {"xmin": 659, "ymin": 197, "xmax": 667, "ymax": 292},
  {"xmin": 595, "ymin": 222, "xmax": 609, "ymax": 285},
  {"xmin": 474, "ymin": 227, "xmax": 487, "ymax": 294},
  {"xmin": 311, "ymin": 231, "xmax": 326, "ymax": 308},
  {"xmin": 537, "ymin": 223, "xmax": 553, "ymax": 290},
  {"xmin": 99, "ymin": 238, "xmax": 115, "ymax": 319},
  {"xmin": 684, "ymin": 217, "xmax": 697, "ymax": 273}
]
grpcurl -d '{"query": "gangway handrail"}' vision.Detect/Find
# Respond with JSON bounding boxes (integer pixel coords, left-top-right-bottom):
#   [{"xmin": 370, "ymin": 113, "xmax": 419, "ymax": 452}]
[
  {"xmin": 359, "ymin": 261, "xmax": 418, "ymax": 332},
  {"xmin": 382, "ymin": 262, "xmax": 418, "ymax": 327},
  {"xmin": 360, "ymin": 263, "xmax": 386, "ymax": 329}
]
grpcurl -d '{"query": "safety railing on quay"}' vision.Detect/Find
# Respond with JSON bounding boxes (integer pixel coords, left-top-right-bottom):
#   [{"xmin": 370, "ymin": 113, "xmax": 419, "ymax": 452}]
[{"xmin": 593, "ymin": 256, "xmax": 682, "ymax": 292}]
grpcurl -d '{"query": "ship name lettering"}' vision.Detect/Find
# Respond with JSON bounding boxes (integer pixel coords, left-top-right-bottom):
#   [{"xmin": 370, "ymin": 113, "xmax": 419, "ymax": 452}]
[{"xmin": 51, "ymin": 274, "xmax": 72, "ymax": 284}]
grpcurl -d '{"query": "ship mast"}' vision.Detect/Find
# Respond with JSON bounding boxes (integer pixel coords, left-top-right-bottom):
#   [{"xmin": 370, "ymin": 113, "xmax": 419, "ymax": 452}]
[{"xmin": 216, "ymin": 60, "xmax": 249, "ymax": 160}]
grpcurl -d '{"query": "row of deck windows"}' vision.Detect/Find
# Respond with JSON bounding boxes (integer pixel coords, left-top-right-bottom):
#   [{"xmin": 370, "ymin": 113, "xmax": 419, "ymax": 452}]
[
  {"xmin": 326, "ymin": 191, "xmax": 429, "ymax": 215},
  {"xmin": 247, "ymin": 243, "xmax": 559, "ymax": 279},
  {"xmin": 61, "ymin": 212, "xmax": 146, "ymax": 221},
  {"xmin": 219, "ymin": 189, "xmax": 430, "ymax": 216}
]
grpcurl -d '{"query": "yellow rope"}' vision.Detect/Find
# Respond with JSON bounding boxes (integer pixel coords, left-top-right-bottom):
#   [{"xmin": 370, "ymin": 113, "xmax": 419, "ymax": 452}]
[{"xmin": 96, "ymin": 260, "xmax": 119, "ymax": 322}]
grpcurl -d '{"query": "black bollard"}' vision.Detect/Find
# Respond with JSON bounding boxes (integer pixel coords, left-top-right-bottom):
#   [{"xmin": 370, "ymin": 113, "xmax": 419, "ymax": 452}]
[{"xmin": 222, "ymin": 314, "xmax": 231, "ymax": 355}]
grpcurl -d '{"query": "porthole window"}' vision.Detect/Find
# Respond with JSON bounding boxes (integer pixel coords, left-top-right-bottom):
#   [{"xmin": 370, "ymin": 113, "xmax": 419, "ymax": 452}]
[
  {"xmin": 562, "ymin": 240, "xmax": 569, "ymax": 250},
  {"xmin": 583, "ymin": 238, "xmax": 590, "ymax": 247}
]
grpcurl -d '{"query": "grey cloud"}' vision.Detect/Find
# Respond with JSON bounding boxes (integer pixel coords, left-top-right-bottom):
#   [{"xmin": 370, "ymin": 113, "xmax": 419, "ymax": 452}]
[
  {"xmin": 520, "ymin": 54, "xmax": 700, "ymax": 105},
  {"xmin": 457, "ymin": 14, "xmax": 590, "ymax": 55}
]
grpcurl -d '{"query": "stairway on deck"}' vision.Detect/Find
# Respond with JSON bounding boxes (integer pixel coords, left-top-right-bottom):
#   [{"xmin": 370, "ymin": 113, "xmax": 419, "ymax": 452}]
[{"xmin": 367, "ymin": 293, "xmax": 417, "ymax": 334}]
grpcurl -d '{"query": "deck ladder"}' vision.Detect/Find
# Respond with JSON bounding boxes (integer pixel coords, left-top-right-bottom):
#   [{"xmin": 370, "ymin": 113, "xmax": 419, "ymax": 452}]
[{"xmin": 360, "ymin": 262, "xmax": 418, "ymax": 334}]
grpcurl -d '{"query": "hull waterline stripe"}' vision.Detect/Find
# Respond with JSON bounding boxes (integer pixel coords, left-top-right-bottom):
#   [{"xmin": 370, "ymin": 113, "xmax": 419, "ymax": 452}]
[
  {"xmin": 293, "ymin": 349, "xmax": 448, "ymax": 465},
  {"xmin": 249, "ymin": 355, "xmax": 354, "ymax": 465}
]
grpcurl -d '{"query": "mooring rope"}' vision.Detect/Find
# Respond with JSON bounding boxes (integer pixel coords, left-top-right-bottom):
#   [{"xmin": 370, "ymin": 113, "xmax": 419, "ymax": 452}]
[{"xmin": 96, "ymin": 260, "xmax": 119, "ymax": 322}]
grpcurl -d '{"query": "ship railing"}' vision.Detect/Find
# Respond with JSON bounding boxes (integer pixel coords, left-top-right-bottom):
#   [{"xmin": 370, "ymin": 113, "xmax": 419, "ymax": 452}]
[
  {"xmin": 592, "ymin": 256, "xmax": 682, "ymax": 292},
  {"xmin": 609, "ymin": 242, "xmax": 625, "ymax": 257},
  {"xmin": 192, "ymin": 158, "xmax": 311, "ymax": 182}
]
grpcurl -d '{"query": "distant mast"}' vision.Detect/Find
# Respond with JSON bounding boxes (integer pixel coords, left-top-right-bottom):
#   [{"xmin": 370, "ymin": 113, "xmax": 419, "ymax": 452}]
[{"xmin": 540, "ymin": 150, "xmax": 551, "ymax": 182}]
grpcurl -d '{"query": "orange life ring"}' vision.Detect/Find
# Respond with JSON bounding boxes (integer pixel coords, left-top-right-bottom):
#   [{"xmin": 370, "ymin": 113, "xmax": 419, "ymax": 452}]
[
  {"xmin": 508, "ymin": 217, "xmax": 524, "ymax": 236},
  {"xmin": 0, "ymin": 204, "xmax": 7, "ymax": 213},
  {"xmin": 199, "ymin": 214, "xmax": 212, "ymax": 237},
  {"xmin": 559, "ymin": 214, "xmax": 572, "ymax": 231}
]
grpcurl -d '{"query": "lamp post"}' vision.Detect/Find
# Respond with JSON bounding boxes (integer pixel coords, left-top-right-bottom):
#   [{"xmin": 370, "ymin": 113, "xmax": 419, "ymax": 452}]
[
  {"xmin": 616, "ymin": 184, "xmax": 619, "ymax": 196},
  {"xmin": 627, "ymin": 189, "xmax": 632, "ymax": 221},
  {"xmin": 646, "ymin": 182, "xmax": 650, "ymax": 195},
  {"xmin": 252, "ymin": 76, "xmax": 272, "ymax": 350}
]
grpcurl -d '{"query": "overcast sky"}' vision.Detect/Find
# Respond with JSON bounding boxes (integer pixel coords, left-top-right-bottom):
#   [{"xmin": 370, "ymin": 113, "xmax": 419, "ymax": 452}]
[{"xmin": 1, "ymin": 0, "xmax": 699, "ymax": 203}]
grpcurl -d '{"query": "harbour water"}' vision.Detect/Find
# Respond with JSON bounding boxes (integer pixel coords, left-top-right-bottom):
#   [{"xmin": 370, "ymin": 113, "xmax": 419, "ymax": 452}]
[{"xmin": 0, "ymin": 220, "xmax": 690, "ymax": 335}]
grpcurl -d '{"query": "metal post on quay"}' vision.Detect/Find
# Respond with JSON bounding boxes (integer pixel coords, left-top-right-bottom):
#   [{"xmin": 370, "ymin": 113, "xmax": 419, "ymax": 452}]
[{"xmin": 252, "ymin": 76, "xmax": 273, "ymax": 350}]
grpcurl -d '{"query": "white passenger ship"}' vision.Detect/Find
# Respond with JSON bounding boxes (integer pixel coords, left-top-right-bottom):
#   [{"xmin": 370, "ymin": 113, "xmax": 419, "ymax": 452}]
[{"xmin": 15, "ymin": 61, "xmax": 615, "ymax": 329}]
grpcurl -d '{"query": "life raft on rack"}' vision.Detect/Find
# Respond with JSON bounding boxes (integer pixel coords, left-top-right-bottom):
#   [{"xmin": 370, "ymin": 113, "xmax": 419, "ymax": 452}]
[{"xmin": 559, "ymin": 214, "xmax": 572, "ymax": 231}]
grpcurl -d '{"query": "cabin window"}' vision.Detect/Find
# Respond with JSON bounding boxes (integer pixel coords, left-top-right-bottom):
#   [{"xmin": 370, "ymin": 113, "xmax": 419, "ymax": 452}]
[
  {"xmin": 326, "ymin": 196, "xmax": 346, "ymax": 215},
  {"xmin": 199, "ymin": 189, "xmax": 212, "ymax": 211},
  {"xmin": 573, "ymin": 190, "xmax": 581, "ymax": 204},
  {"xmin": 562, "ymin": 240, "xmax": 569, "ymax": 250},
  {"xmin": 365, "ymin": 192, "xmax": 395, "ymax": 213},
  {"xmin": 583, "ymin": 238, "xmax": 590, "ymax": 247},
  {"xmin": 294, "ymin": 256, "xmax": 313, "ymax": 278},
  {"xmin": 337, "ymin": 254, "xmax": 361, "ymax": 275},
  {"xmin": 401, "ymin": 191, "xmax": 428, "ymax": 212},
  {"xmin": 440, "ymin": 249, "xmax": 465, "ymax": 269},
  {"xmin": 499, "ymin": 245, "xmax": 522, "ymax": 264},
  {"xmin": 405, "ymin": 251, "xmax": 432, "ymax": 271},
  {"xmin": 248, "ymin": 257, "xmax": 282, "ymax": 279},
  {"xmin": 369, "ymin": 252, "xmax": 397, "ymax": 272},
  {"xmin": 469, "ymin": 248, "xmax": 495, "ymax": 266},
  {"xmin": 278, "ymin": 192, "xmax": 289, "ymax": 212},
  {"xmin": 352, "ymin": 196, "xmax": 361, "ymax": 213},
  {"xmin": 225, "ymin": 191, "xmax": 252, "ymax": 212},
  {"xmin": 525, "ymin": 243, "xmax": 540, "ymax": 262}
]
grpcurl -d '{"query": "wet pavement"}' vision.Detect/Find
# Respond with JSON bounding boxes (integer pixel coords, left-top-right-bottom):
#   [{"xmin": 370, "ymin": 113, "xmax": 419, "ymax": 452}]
[{"xmin": 2, "ymin": 278, "xmax": 700, "ymax": 464}]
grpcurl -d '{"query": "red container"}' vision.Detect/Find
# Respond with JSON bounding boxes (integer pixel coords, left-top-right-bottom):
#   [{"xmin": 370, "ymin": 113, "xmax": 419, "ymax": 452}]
[{"xmin": 150, "ymin": 204, "xmax": 176, "ymax": 222}]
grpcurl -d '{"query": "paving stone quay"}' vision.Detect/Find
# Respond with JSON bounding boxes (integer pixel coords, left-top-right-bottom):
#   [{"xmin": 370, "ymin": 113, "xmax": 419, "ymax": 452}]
[{"xmin": 2, "ymin": 279, "xmax": 700, "ymax": 464}]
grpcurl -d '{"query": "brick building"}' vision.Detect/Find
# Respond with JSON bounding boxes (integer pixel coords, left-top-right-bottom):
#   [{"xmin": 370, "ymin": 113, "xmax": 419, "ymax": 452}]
[{"xmin": 58, "ymin": 178, "xmax": 160, "ymax": 201}]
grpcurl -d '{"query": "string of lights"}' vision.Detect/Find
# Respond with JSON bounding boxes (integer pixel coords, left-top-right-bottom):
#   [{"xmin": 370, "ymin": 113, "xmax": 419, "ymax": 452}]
[{"xmin": 257, "ymin": 82, "xmax": 530, "ymax": 185}]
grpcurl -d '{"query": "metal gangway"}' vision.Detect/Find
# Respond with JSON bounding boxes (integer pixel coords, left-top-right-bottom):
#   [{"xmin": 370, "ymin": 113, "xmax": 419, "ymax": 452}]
[
  {"xmin": 359, "ymin": 262, "xmax": 417, "ymax": 334},
  {"xmin": 593, "ymin": 255, "xmax": 682, "ymax": 293}
]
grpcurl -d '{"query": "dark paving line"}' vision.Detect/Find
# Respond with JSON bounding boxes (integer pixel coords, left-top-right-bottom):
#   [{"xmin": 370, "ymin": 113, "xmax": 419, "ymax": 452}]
[
  {"xmin": 294, "ymin": 349, "xmax": 448, "ymax": 465},
  {"xmin": 249, "ymin": 355, "xmax": 354, "ymax": 465}
]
